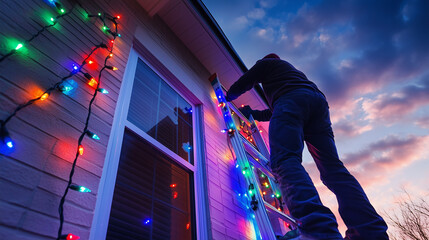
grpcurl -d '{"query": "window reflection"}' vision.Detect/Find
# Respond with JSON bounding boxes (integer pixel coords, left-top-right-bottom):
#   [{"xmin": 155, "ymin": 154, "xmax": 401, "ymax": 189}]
[{"xmin": 128, "ymin": 59, "xmax": 194, "ymax": 163}]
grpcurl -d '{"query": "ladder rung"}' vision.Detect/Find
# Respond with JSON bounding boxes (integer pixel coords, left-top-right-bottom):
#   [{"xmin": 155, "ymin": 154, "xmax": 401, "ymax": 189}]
[
  {"xmin": 228, "ymin": 103, "xmax": 253, "ymax": 126},
  {"xmin": 264, "ymin": 201, "xmax": 300, "ymax": 227},
  {"xmin": 242, "ymin": 136, "xmax": 270, "ymax": 165}
]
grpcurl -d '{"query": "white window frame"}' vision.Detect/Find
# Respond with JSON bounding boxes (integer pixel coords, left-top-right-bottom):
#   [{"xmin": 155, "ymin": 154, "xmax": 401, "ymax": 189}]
[{"xmin": 90, "ymin": 47, "xmax": 210, "ymax": 240}]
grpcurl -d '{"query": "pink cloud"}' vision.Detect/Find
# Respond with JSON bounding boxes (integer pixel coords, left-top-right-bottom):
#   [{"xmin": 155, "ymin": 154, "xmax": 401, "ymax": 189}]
[
  {"xmin": 305, "ymin": 135, "xmax": 429, "ymax": 190},
  {"xmin": 415, "ymin": 116, "xmax": 429, "ymax": 128},
  {"xmin": 330, "ymin": 98, "xmax": 362, "ymax": 123},
  {"xmin": 332, "ymin": 120, "xmax": 372, "ymax": 138},
  {"xmin": 362, "ymin": 78, "xmax": 429, "ymax": 123},
  {"xmin": 342, "ymin": 135, "xmax": 429, "ymax": 187}
]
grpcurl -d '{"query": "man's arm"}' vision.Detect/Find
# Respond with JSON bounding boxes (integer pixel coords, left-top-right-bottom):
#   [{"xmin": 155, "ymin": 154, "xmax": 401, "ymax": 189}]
[
  {"xmin": 239, "ymin": 105, "xmax": 272, "ymax": 122},
  {"xmin": 250, "ymin": 109, "xmax": 272, "ymax": 122},
  {"xmin": 225, "ymin": 60, "xmax": 267, "ymax": 101}
]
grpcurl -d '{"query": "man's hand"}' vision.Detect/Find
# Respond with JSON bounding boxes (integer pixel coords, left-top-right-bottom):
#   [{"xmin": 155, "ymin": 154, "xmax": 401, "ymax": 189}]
[{"xmin": 239, "ymin": 105, "xmax": 253, "ymax": 119}]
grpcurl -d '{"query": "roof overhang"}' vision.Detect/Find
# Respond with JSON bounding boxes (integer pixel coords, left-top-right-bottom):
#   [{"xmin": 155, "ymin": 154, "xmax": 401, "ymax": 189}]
[{"xmin": 137, "ymin": 0, "xmax": 270, "ymax": 129}]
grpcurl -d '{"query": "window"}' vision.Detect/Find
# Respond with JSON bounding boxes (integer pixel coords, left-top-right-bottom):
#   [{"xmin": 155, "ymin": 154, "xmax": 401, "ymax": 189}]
[
  {"xmin": 87, "ymin": 42, "xmax": 210, "ymax": 240},
  {"xmin": 127, "ymin": 59, "xmax": 194, "ymax": 163},
  {"xmin": 106, "ymin": 129, "xmax": 194, "ymax": 240},
  {"xmin": 105, "ymin": 57, "xmax": 197, "ymax": 239}
]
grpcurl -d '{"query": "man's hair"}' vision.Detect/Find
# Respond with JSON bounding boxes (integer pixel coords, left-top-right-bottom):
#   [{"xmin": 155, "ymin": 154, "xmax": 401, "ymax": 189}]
[{"xmin": 262, "ymin": 53, "xmax": 280, "ymax": 59}]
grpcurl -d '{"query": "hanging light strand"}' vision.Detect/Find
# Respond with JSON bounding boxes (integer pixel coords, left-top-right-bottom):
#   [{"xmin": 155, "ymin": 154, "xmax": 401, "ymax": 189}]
[
  {"xmin": 56, "ymin": 11, "xmax": 119, "ymax": 240},
  {"xmin": 0, "ymin": 4, "xmax": 75, "ymax": 63},
  {"xmin": 0, "ymin": 43, "xmax": 108, "ymax": 129}
]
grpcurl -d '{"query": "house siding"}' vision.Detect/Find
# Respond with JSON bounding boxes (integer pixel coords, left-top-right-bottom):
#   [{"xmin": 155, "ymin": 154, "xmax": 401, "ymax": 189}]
[{"xmin": 0, "ymin": 0, "xmax": 255, "ymax": 239}]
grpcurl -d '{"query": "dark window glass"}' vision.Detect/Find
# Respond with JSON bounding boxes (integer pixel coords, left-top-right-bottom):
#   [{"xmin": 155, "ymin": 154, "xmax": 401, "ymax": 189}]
[
  {"xmin": 128, "ymin": 59, "xmax": 193, "ymax": 163},
  {"xmin": 106, "ymin": 129, "xmax": 194, "ymax": 240}
]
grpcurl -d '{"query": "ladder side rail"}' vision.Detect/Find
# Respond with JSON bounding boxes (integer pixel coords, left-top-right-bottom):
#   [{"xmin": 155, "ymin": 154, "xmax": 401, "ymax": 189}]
[
  {"xmin": 249, "ymin": 115, "xmax": 271, "ymax": 159},
  {"xmin": 244, "ymin": 143, "xmax": 301, "ymax": 229},
  {"xmin": 264, "ymin": 201, "xmax": 301, "ymax": 226},
  {"xmin": 210, "ymin": 75, "xmax": 277, "ymax": 240},
  {"xmin": 229, "ymin": 127, "xmax": 278, "ymax": 240},
  {"xmin": 242, "ymin": 138, "xmax": 270, "ymax": 166},
  {"xmin": 247, "ymin": 109, "xmax": 301, "ymax": 229},
  {"xmin": 241, "ymin": 138, "xmax": 275, "ymax": 180}
]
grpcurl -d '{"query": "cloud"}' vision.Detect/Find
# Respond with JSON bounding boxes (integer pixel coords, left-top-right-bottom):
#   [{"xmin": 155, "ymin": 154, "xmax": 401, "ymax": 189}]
[
  {"xmin": 342, "ymin": 134, "xmax": 429, "ymax": 187},
  {"xmin": 414, "ymin": 116, "xmax": 429, "ymax": 128},
  {"xmin": 247, "ymin": 8, "xmax": 265, "ymax": 20},
  {"xmin": 231, "ymin": 16, "xmax": 249, "ymax": 30},
  {"xmin": 332, "ymin": 120, "xmax": 372, "ymax": 137},
  {"xmin": 276, "ymin": 0, "xmax": 429, "ymax": 106},
  {"xmin": 255, "ymin": 27, "xmax": 275, "ymax": 41},
  {"xmin": 362, "ymin": 77, "xmax": 429, "ymax": 123},
  {"xmin": 330, "ymin": 97, "xmax": 363, "ymax": 123}
]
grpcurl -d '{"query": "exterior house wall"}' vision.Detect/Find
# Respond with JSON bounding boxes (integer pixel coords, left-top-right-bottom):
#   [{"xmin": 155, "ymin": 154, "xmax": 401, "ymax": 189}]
[{"xmin": 0, "ymin": 0, "xmax": 257, "ymax": 239}]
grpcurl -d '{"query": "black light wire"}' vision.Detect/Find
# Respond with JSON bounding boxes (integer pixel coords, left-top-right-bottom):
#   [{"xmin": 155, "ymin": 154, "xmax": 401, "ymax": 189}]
[
  {"xmin": 0, "ymin": 43, "xmax": 107, "ymax": 130},
  {"xmin": 0, "ymin": 4, "xmax": 75, "ymax": 63},
  {"xmin": 56, "ymin": 10, "xmax": 119, "ymax": 240}
]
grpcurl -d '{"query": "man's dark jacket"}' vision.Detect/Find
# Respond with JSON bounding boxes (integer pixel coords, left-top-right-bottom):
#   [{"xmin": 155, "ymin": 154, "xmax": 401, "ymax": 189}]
[{"xmin": 226, "ymin": 59, "xmax": 323, "ymax": 118}]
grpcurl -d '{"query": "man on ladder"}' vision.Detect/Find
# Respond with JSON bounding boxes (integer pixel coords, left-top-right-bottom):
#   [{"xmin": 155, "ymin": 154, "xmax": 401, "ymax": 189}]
[{"xmin": 225, "ymin": 53, "xmax": 389, "ymax": 240}]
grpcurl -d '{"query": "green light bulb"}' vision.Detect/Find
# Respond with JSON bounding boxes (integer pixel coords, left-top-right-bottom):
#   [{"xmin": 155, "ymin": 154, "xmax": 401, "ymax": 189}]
[
  {"xmin": 15, "ymin": 43, "xmax": 23, "ymax": 50},
  {"xmin": 70, "ymin": 184, "xmax": 91, "ymax": 193},
  {"xmin": 79, "ymin": 186, "xmax": 91, "ymax": 192}
]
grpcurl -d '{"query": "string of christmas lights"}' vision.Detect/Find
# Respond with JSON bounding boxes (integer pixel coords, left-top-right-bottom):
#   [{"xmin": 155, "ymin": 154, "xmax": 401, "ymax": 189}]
[
  {"xmin": 0, "ymin": 0, "xmax": 121, "ymax": 239},
  {"xmin": 55, "ymin": 6, "xmax": 120, "ymax": 240},
  {"xmin": 0, "ymin": 1, "xmax": 73, "ymax": 63}
]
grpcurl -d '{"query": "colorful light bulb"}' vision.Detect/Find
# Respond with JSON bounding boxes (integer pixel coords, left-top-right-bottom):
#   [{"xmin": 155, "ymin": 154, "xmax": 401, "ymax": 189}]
[
  {"xmin": 60, "ymin": 233, "xmax": 80, "ymax": 240},
  {"xmin": 143, "ymin": 218, "xmax": 151, "ymax": 225},
  {"xmin": 70, "ymin": 184, "xmax": 91, "ymax": 193},
  {"xmin": 40, "ymin": 93, "xmax": 49, "ymax": 101},
  {"xmin": 78, "ymin": 145, "xmax": 84, "ymax": 155},
  {"xmin": 86, "ymin": 130, "xmax": 100, "ymax": 140},
  {"xmin": 97, "ymin": 88, "xmax": 109, "ymax": 94},
  {"xmin": 1, "ymin": 125, "xmax": 14, "ymax": 152},
  {"xmin": 88, "ymin": 78, "xmax": 98, "ymax": 88},
  {"xmin": 15, "ymin": 43, "xmax": 23, "ymax": 50},
  {"xmin": 106, "ymin": 66, "xmax": 118, "ymax": 71},
  {"xmin": 115, "ymin": 15, "xmax": 121, "ymax": 19}
]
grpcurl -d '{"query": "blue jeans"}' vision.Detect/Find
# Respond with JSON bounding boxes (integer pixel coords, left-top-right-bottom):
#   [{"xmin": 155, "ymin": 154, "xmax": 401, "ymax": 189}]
[{"xmin": 269, "ymin": 88, "xmax": 388, "ymax": 240}]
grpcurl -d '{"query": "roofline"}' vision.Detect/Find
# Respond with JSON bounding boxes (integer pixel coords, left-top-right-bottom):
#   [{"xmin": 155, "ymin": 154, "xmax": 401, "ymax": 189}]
[{"xmin": 189, "ymin": 0, "xmax": 269, "ymax": 107}]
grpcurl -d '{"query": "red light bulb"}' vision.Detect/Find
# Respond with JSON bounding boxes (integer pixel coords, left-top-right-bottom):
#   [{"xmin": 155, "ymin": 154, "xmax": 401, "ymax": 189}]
[
  {"xmin": 78, "ymin": 145, "xmax": 84, "ymax": 155},
  {"xmin": 60, "ymin": 233, "xmax": 80, "ymax": 240}
]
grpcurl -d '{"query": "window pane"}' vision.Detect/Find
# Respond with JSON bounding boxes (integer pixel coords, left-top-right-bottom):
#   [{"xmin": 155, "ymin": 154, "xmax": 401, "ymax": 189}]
[
  {"xmin": 152, "ymin": 201, "xmax": 192, "ymax": 240},
  {"xmin": 156, "ymin": 102, "xmax": 178, "ymax": 153},
  {"xmin": 107, "ymin": 129, "xmax": 194, "ymax": 240},
  {"xmin": 128, "ymin": 59, "xmax": 193, "ymax": 163}
]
